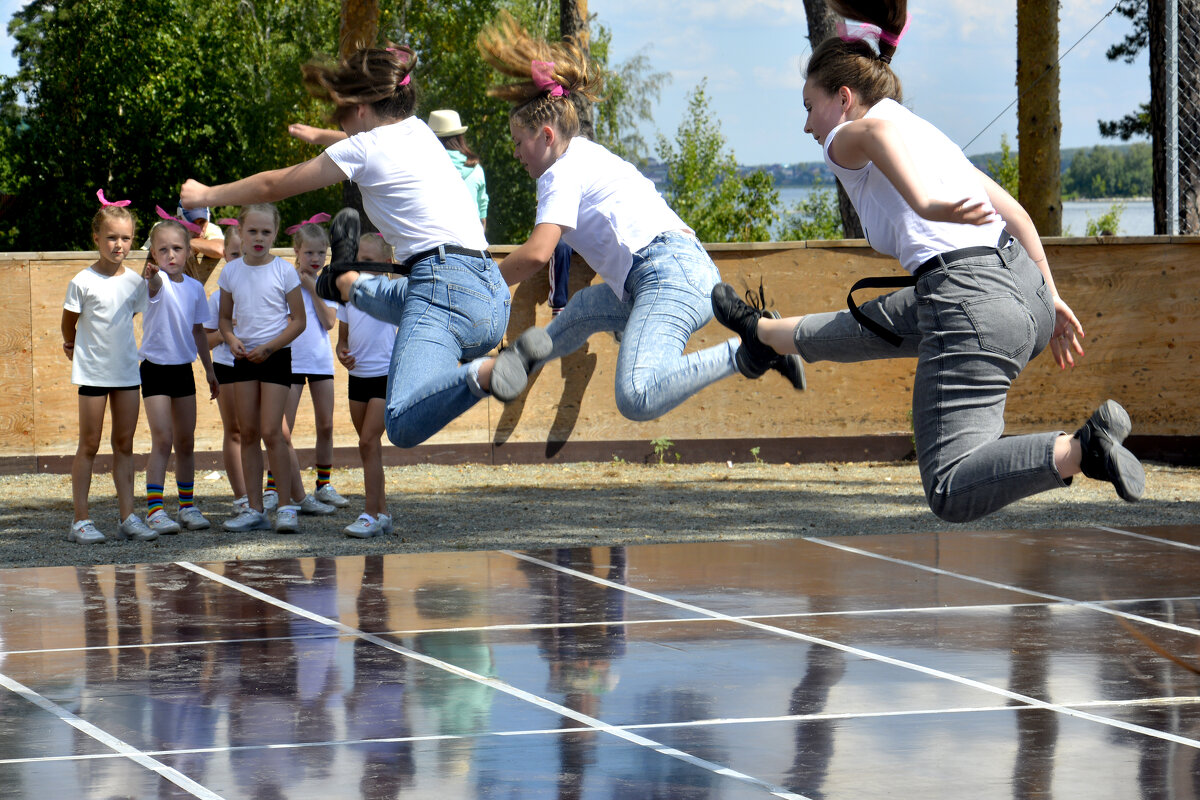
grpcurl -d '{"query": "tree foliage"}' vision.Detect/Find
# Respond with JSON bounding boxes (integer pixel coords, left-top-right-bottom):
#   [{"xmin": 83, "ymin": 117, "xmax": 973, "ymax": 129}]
[
  {"xmin": 985, "ymin": 134, "xmax": 1020, "ymax": 199},
  {"xmin": 1061, "ymin": 143, "xmax": 1152, "ymax": 199},
  {"xmin": 656, "ymin": 80, "xmax": 779, "ymax": 243},
  {"xmin": 778, "ymin": 182, "xmax": 843, "ymax": 241}
]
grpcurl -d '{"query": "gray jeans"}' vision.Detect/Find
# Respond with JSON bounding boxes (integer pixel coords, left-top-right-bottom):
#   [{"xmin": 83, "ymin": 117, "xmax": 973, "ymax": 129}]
[{"xmin": 794, "ymin": 238, "xmax": 1065, "ymax": 522}]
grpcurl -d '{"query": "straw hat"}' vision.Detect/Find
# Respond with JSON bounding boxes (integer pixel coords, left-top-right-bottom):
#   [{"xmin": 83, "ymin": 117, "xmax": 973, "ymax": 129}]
[{"xmin": 428, "ymin": 109, "xmax": 468, "ymax": 137}]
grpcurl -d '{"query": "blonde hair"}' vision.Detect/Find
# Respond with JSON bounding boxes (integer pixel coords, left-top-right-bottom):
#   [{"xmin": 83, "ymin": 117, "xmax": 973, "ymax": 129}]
[
  {"xmin": 477, "ymin": 12, "xmax": 601, "ymax": 138},
  {"xmin": 148, "ymin": 219, "xmax": 191, "ymax": 250},
  {"xmin": 90, "ymin": 204, "xmax": 136, "ymax": 237},
  {"xmin": 291, "ymin": 222, "xmax": 330, "ymax": 252},
  {"xmin": 806, "ymin": 0, "xmax": 906, "ymax": 106},
  {"xmin": 301, "ymin": 44, "xmax": 417, "ymax": 122},
  {"xmin": 358, "ymin": 232, "xmax": 393, "ymax": 263},
  {"xmin": 237, "ymin": 203, "xmax": 280, "ymax": 233}
]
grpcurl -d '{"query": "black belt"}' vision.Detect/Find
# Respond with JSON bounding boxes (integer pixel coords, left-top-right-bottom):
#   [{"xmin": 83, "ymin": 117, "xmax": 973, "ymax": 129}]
[
  {"xmin": 847, "ymin": 230, "xmax": 1015, "ymax": 347},
  {"xmin": 401, "ymin": 244, "xmax": 491, "ymax": 272}
]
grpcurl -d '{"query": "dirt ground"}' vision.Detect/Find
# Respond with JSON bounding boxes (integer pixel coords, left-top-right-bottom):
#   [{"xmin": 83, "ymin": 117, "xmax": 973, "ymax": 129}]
[{"xmin": 0, "ymin": 459, "xmax": 1195, "ymax": 570}]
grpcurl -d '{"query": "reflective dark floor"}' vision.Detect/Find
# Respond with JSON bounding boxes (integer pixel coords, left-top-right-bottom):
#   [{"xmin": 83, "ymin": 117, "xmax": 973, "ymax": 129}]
[{"xmin": 2, "ymin": 525, "xmax": 1199, "ymax": 799}]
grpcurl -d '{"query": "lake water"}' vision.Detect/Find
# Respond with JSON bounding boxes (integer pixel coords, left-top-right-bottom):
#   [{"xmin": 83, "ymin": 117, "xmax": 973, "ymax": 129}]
[{"xmin": 776, "ymin": 186, "xmax": 1154, "ymax": 237}]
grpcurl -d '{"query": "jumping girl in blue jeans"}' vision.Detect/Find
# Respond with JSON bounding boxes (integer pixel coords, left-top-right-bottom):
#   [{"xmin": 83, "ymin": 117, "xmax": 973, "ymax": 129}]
[
  {"xmin": 183, "ymin": 44, "xmax": 509, "ymax": 449},
  {"xmin": 468, "ymin": 13, "xmax": 805, "ymax": 417},
  {"xmin": 712, "ymin": 0, "xmax": 1144, "ymax": 522}
]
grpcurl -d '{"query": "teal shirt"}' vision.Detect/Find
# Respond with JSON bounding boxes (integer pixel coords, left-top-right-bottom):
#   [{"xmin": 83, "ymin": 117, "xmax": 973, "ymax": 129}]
[{"xmin": 447, "ymin": 149, "xmax": 489, "ymax": 220}]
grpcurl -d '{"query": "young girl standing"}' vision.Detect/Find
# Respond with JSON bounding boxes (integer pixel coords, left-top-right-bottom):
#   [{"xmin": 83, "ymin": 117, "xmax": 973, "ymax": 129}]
[
  {"xmin": 472, "ymin": 14, "xmax": 804, "ymax": 416},
  {"xmin": 712, "ymin": 0, "xmax": 1144, "ymax": 521},
  {"xmin": 206, "ymin": 225, "xmax": 248, "ymax": 512},
  {"xmin": 285, "ymin": 218, "xmax": 348, "ymax": 509},
  {"xmin": 182, "ymin": 44, "xmax": 511, "ymax": 450},
  {"xmin": 61, "ymin": 193, "xmax": 158, "ymax": 544},
  {"xmin": 337, "ymin": 233, "xmax": 397, "ymax": 538},
  {"xmin": 217, "ymin": 203, "xmax": 307, "ymax": 533},
  {"xmin": 140, "ymin": 220, "xmax": 220, "ymax": 534}
]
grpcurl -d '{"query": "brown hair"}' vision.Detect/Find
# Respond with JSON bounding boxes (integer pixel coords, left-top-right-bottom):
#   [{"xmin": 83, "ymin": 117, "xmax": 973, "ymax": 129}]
[
  {"xmin": 90, "ymin": 204, "xmax": 136, "ymax": 237},
  {"xmin": 806, "ymin": 0, "xmax": 906, "ymax": 106},
  {"xmin": 477, "ymin": 12, "xmax": 601, "ymax": 139},
  {"xmin": 291, "ymin": 222, "xmax": 329, "ymax": 252},
  {"xmin": 301, "ymin": 44, "xmax": 417, "ymax": 123},
  {"xmin": 439, "ymin": 133, "xmax": 482, "ymax": 168}
]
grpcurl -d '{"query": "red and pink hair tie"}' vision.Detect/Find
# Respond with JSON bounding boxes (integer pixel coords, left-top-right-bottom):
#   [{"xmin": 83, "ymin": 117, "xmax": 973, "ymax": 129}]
[
  {"xmin": 155, "ymin": 205, "xmax": 204, "ymax": 235},
  {"xmin": 96, "ymin": 189, "xmax": 131, "ymax": 208},
  {"xmin": 285, "ymin": 212, "xmax": 331, "ymax": 235},
  {"xmin": 532, "ymin": 60, "xmax": 567, "ymax": 98}
]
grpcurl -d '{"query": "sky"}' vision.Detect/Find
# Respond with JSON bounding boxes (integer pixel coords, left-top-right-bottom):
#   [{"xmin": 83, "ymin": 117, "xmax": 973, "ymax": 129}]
[{"xmin": 0, "ymin": 0, "xmax": 1150, "ymax": 165}]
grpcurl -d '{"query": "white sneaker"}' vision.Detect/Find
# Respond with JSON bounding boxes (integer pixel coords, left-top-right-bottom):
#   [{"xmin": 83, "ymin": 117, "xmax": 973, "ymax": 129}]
[
  {"xmin": 262, "ymin": 490, "xmax": 279, "ymax": 511},
  {"xmin": 274, "ymin": 506, "xmax": 300, "ymax": 533},
  {"xmin": 147, "ymin": 508, "xmax": 182, "ymax": 535},
  {"xmin": 177, "ymin": 507, "xmax": 211, "ymax": 530},
  {"xmin": 314, "ymin": 484, "xmax": 350, "ymax": 508},
  {"xmin": 344, "ymin": 513, "xmax": 386, "ymax": 538},
  {"xmin": 223, "ymin": 508, "xmax": 270, "ymax": 532},
  {"xmin": 299, "ymin": 494, "xmax": 336, "ymax": 515},
  {"xmin": 117, "ymin": 513, "xmax": 159, "ymax": 541},
  {"xmin": 67, "ymin": 519, "xmax": 106, "ymax": 544},
  {"xmin": 233, "ymin": 495, "xmax": 249, "ymax": 513},
  {"xmin": 378, "ymin": 513, "xmax": 393, "ymax": 534}
]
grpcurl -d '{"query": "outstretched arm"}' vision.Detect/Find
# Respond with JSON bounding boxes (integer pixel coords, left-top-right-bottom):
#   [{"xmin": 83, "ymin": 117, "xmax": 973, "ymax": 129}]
[
  {"xmin": 181, "ymin": 153, "xmax": 346, "ymax": 209},
  {"xmin": 830, "ymin": 118, "xmax": 995, "ymax": 225},
  {"xmin": 499, "ymin": 223, "xmax": 566, "ymax": 286},
  {"xmin": 288, "ymin": 123, "xmax": 348, "ymax": 147}
]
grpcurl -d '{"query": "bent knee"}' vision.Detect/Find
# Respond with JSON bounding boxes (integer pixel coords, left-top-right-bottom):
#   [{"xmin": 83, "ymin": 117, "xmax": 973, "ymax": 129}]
[
  {"xmin": 615, "ymin": 391, "xmax": 662, "ymax": 423},
  {"xmin": 927, "ymin": 491, "xmax": 984, "ymax": 524}
]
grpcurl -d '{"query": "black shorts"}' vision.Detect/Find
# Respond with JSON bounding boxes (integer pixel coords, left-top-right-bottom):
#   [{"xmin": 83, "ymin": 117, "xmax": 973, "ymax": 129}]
[
  {"xmin": 140, "ymin": 361, "xmax": 196, "ymax": 398},
  {"xmin": 291, "ymin": 372, "xmax": 334, "ymax": 386},
  {"xmin": 348, "ymin": 375, "xmax": 388, "ymax": 403},
  {"xmin": 229, "ymin": 348, "xmax": 292, "ymax": 387},
  {"xmin": 78, "ymin": 384, "xmax": 139, "ymax": 397},
  {"xmin": 213, "ymin": 362, "xmax": 237, "ymax": 385}
]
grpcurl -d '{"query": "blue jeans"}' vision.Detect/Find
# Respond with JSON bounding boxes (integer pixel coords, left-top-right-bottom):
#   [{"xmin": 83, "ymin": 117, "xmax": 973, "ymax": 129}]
[
  {"xmin": 793, "ymin": 237, "xmax": 1062, "ymax": 522},
  {"xmin": 540, "ymin": 231, "xmax": 738, "ymax": 421},
  {"xmin": 350, "ymin": 249, "xmax": 509, "ymax": 448}
]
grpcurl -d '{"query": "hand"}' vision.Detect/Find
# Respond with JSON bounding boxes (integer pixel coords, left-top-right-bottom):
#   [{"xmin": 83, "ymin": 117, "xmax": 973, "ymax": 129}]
[
  {"xmin": 921, "ymin": 197, "xmax": 997, "ymax": 226},
  {"xmin": 180, "ymin": 179, "xmax": 209, "ymax": 209},
  {"xmin": 63, "ymin": 341, "xmax": 74, "ymax": 361},
  {"xmin": 1048, "ymin": 296, "xmax": 1086, "ymax": 369},
  {"xmin": 227, "ymin": 336, "xmax": 247, "ymax": 360},
  {"xmin": 336, "ymin": 343, "xmax": 356, "ymax": 370},
  {"xmin": 143, "ymin": 261, "xmax": 160, "ymax": 281},
  {"xmin": 206, "ymin": 372, "xmax": 220, "ymax": 400},
  {"xmin": 246, "ymin": 343, "xmax": 273, "ymax": 363},
  {"xmin": 288, "ymin": 123, "xmax": 326, "ymax": 145}
]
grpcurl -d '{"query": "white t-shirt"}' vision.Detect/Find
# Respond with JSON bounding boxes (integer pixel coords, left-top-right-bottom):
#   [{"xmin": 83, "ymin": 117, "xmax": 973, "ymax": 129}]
[
  {"xmin": 336, "ymin": 301, "xmax": 396, "ymax": 379},
  {"xmin": 290, "ymin": 287, "xmax": 337, "ymax": 375},
  {"xmin": 63, "ymin": 265, "xmax": 148, "ymax": 386},
  {"xmin": 536, "ymin": 137, "xmax": 689, "ymax": 301},
  {"xmin": 139, "ymin": 273, "xmax": 209, "ymax": 365},
  {"xmin": 205, "ymin": 290, "xmax": 233, "ymax": 367},
  {"xmin": 324, "ymin": 117, "xmax": 487, "ymax": 262},
  {"xmin": 216, "ymin": 256, "xmax": 301, "ymax": 351},
  {"xmin": 824, "ymin": 99, "xmax": 1007, "ymax": 273}
]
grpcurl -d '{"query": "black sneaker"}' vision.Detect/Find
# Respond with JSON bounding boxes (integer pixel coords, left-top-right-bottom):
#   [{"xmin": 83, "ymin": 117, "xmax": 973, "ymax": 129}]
[
  {"xmin": 711, "ymin": 282, "xmax": 775, "ymax": 378},
  {"xmin": 1076, "ymin": 399, "xmax": 1144, "ymax": 501},
  {"xmin": 490, "ymin": 327, "xmax": 553, "ymax": 402},
  {"xmin": 330, "ymin": 207, "xmax": 361, "ymax": 267}
]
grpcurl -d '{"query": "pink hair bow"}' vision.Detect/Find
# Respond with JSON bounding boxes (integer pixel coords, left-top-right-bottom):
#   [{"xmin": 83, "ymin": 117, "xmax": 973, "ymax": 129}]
[
  {"xmin": 531, "ymin": 60, "xmax": 567, "ymax": 98},
  {"xmin": 96, "ymin": 189, "xmax": 131, "ymax": 207},
  {"xmin": 156, "ymin": 205, "xmax": 204, "ymax": 235},
  {"xmin": 837, "ymin": 13, "xmax": 910, "ymax": 47},
  {"xmin": 217, "ymin": 218, "xmax": 239, "ymax": 226},
  {"xmin": 285, "ymin": 212, "xmax": 331, "ymax": 235},
  {"xmin": 387, "ymin": 47, "xmax": 412, "ymax": 86}
]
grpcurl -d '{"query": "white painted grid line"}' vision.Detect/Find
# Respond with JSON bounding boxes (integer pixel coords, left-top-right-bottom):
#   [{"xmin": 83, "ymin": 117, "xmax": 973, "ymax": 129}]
[
  {"xmin": 1097, "ymin": 525, "xmax": 1200, "ymax": 552},
  {"xmin": 0, "ymin": 671, "xmax": 226, "ymax": 799},
  {"xmin": 504, "ymin": 548, "xmax": 1200, "ymax": 753},
  {"xmin": 173, "ymin": 560, "xmax": 812, "ymax": 800}
]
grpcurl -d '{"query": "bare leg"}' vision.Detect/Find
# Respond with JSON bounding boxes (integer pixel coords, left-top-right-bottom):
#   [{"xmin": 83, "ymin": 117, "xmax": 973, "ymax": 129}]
[
  {"xmin": 144, "ymin": 394, "xmax": 174, "ymax": 499},
  {"xmin": 172, "ymin": 394, "xmax": 198, "ymax": 495},
  {"xmin": 72, "ymin": 394, "xmax": 109, "ymax": 522},
  {"xmin": 350, "ymin": 397, "xmax": 387, "ymax": 517},
  {"xmin": 216, "ymin": 386, "xmax": 246, "ymax": 498},
  {"xmin": 756, "ymin": 316, "xmax": 804, "ymax": 356},
  {"xmin": 108, "ymin": 388, "xmax": 141, "ymax": 521},
  {"xmin": 235, "ymin": 380, "xmax": 264, "ymax": 511},
  {"xmin": 259, "ymin": 382, "xmax": 295, "ymax": 506}
]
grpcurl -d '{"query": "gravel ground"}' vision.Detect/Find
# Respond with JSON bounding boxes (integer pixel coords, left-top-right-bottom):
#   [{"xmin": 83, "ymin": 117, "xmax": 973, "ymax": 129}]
[{"xmin": 0, "ymin": 459, "xmax": 1196, "ymax": 570}]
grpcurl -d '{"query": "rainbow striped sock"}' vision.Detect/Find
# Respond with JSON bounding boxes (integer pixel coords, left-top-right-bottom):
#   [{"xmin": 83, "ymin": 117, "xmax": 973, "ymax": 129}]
[
  {"xmin": 316, "ymin": 464, "xmax": 331, "ymax": 490},
  {"xmin": 147, "ymin": 483, "xmax": 164, "ymax": 515},
  {"xmin": 266, "ymin": 471, "xmax": 276, "ymax": 492},
  {"xmin": 177, "ymin": 480, "xmax": 194, "ymax": 509}
]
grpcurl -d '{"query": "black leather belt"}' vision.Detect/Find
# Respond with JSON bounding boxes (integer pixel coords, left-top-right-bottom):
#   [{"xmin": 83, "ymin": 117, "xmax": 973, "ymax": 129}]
[
  {"xmin": 847, "ymin": 229, "xmax": 1014, "ymax": 347},
  {"xmin": 402, "ymin": 244, "xmax": 491, "ymax": 272}
]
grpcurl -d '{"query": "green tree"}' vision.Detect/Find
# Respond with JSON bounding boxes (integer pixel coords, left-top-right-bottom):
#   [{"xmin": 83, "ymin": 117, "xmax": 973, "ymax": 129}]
[
  {"xmin": 656, "ymin": 80, "xmax": 778, "ymax": 243},
  {"xmin": 778, "ymin": 182, "xmax": 842, "ymax": 241},
  {"xmin": 986, "ymin": 134, "xmax": 1020, "ymax": 198},
  {"xmin": 1061, "ymin": 144, "xmax": 1152, "ymax": 199}
]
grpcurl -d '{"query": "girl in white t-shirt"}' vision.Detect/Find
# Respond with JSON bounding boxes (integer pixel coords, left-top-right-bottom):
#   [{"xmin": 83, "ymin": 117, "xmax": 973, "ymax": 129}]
[
  {"xmin": 216, "ymin": 203, "xmax": 307, "ymax": 533},
  {"xmin": 712, "ymin": 0, "xmax": 1143, "ymax": 522},
  {"xmin": 205, "ymin": 225, "xmax": 248, "ymax": 510},
  {"xmin": 183, "ymin": 44, "xmax": 512, "ymax": 450},
  {"xmin": 61, "ymin": 194, "xmax": 157, "ymax": 544},
  {"xmin": 140, "ymin": 220, "xmax": 219, "ymax": 535},
  {"xmin": 337, "ymin": 234, "xmax": 398, "ymax": 538},
  {"xmin": 472, "ymin": 14, "xmax": 805, "ymax": 417},
  {"xmin": 284, "ymin": 218, "xmax": 349, "ymax": 511}
]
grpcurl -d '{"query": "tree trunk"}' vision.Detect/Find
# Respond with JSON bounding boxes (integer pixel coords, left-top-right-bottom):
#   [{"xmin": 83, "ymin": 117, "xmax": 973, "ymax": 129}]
[
  {"xmin": 560, "ymin": 0, "xmax": 594, "ymax": 139},
  {"xmin": 1016, "ymin": 0, "xmax": 1062, "ymax": 235},
  {"xmin": 801, "ymin": 0, "xmax": 864, "ymax": 239}
]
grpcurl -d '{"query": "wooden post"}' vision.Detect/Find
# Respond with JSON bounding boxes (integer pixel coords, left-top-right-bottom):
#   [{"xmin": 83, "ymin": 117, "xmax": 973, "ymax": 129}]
[{"xmin": 1016, "ymin": 0, "xmax": 1062, "ymax": 235}]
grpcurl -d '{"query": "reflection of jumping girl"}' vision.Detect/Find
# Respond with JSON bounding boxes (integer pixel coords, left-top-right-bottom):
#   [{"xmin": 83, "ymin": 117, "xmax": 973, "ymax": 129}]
[
  {"xmin": 712, "ymin": 0, "xmax": 1144, "ymax": 522},
  {"xmin": 473, "ymin": 13, "xmax": 804, "ymax": 414},
  {"xmin": 183, "ymin": 45, "xmax": 511, "ymax": 449}
]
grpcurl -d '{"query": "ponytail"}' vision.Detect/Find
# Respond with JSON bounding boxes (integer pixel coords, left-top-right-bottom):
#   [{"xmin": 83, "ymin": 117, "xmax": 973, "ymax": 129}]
[{"xmin": 302, "ymin": 44, "xmax": 418, "ymax": 122}]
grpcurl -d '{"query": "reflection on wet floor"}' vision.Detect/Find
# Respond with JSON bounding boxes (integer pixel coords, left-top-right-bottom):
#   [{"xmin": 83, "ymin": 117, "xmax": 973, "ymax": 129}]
[{"xmin": 1, "ymin": 526, "xmax": 1198, "ymax": 798}]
